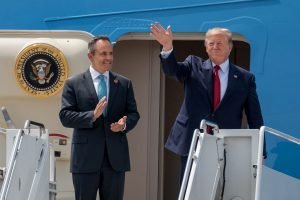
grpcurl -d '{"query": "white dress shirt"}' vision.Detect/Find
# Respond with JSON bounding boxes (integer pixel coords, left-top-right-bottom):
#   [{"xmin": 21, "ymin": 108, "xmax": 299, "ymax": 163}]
[{"xmin": 89, "ymin": 66, "xmax": 110, "ymax": 101}]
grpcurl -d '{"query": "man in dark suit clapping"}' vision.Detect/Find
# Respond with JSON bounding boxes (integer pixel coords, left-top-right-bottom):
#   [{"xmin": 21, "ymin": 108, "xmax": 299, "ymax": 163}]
[{"xmin": 59, "ymin": 36, "xmax": 140, "ymax": 200}]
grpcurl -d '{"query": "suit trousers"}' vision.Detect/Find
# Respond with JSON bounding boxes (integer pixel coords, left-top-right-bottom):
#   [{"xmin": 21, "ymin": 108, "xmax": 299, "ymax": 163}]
[
  {"xmin": 72, "ymin": 143, "xmax": 125, "ymax": 200},
  {"xmin": 180, "ymin": 156, "xmax": 188, "ymax": 185}
]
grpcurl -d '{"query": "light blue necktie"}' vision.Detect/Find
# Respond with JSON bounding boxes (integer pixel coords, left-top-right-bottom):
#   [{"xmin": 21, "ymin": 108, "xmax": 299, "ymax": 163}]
[{"xmin": 97, "ymin": 74, "xmax": 107, "ymax": 116}]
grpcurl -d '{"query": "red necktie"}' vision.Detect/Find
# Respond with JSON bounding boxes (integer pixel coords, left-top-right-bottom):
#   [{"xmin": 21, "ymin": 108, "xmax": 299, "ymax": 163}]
[{"xmin": 213, "ymin": 65, "xmax": 221, "ymax": 111}]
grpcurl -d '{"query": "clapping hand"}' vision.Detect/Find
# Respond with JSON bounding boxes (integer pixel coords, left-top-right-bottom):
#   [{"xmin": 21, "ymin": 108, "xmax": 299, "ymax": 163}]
[
  {"xmin": 93, "ymin": 96, "xmax": 107, "ymax": 121},
  {"xmin": 111, "ymin": 116, "xmax": 127, "ymax": 132}
]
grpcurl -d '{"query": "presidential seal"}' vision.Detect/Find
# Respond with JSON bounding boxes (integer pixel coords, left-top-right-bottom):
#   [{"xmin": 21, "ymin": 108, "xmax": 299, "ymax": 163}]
[{"xmin": 15, "ymin": 43, "xmax": 68, "ymax": 97}]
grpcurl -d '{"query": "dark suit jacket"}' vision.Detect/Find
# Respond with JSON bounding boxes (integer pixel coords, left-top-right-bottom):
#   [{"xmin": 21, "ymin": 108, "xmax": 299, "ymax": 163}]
[
  {"xmin": 162, "ymin": 52, "xmax": 263, "ymax": 156},
  {"xmin": 59, "ymin": 70, "xmax": 140, "ymax": 173}
]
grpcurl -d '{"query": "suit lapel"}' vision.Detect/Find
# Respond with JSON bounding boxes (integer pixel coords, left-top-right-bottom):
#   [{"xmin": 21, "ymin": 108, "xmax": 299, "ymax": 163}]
[
  {"xmin": 107, "ymin": 72, "xmax": 119, "ymax": 115},
  {"xmin": 218, "ymin": 64, "xmax": 239, "ymax": 108},
  {"xmin": 83, "ymin": 70, "xmax": 99, "ymax": 105}
]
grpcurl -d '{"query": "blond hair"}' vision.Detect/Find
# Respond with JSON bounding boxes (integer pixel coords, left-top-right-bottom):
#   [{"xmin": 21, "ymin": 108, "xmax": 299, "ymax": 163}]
[{"xmin": 205, "ymin": 28, "xmax": 233, "ymax": 45}]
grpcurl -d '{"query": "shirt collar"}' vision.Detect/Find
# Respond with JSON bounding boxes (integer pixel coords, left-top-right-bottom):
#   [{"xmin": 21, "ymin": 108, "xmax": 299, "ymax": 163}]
[
  {"xmin": 89, "ymin": 66, "xmax": 109, "ymax": 80},
  {"xmin": 212, "ymin": 59, "xmax": 229, "ymax": 73}
]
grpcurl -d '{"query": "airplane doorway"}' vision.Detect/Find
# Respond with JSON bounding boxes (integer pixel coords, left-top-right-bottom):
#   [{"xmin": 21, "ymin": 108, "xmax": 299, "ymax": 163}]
[{"xmin": 113, "ymin": 36, "xmax": 250, "ymax": 200}]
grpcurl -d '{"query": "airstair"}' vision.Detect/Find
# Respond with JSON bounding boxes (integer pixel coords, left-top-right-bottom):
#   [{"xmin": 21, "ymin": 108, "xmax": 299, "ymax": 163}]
[
  {"xmin": 179, "ymin": 120, "xmax": 300, "ymax": 200},
  {"xmin": 0, "ymin": 107, "xmax": 56, "ymax": 200}
]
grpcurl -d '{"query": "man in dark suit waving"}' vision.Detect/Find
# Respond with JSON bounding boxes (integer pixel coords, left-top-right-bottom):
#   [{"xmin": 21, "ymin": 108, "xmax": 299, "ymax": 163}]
[
  {"xmin": 59, "ymin": 36, "xmax": 140, "ymax": 200},
  {"xmin": 150, "ymin": 23, "xmax": 264, "ymax": 181}
]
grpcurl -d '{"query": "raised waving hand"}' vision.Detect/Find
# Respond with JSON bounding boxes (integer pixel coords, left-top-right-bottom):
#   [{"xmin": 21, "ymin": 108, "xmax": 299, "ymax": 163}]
[{"xmin": 150, "ymin": 22, "xmax": 173, "ymax": 51}]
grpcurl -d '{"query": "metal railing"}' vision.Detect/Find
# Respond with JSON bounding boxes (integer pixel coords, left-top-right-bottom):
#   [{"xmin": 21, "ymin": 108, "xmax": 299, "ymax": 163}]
[{"xmin": 255, "ymin": 126, "xmax": 300, "ymax": 200}]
